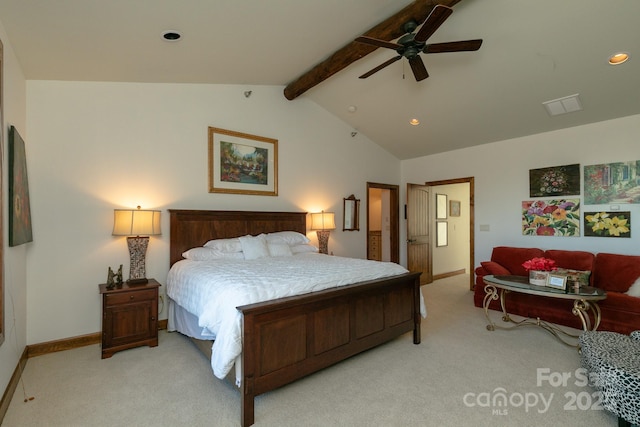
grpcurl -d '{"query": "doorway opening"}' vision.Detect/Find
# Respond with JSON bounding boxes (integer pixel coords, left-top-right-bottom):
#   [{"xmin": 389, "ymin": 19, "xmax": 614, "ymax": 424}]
[
  {"xmin": 406, "ymin": 177, "xmax": 474, "ymax": 290},
  {"xmin": 366, "ymin": 182, "xmax": 399, "ymax": 264}
]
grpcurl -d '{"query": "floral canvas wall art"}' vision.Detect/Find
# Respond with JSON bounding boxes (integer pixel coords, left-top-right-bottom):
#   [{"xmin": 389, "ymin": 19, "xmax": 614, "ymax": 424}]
[
  {"xmin": 584, "ymin": 161, "xmax": 640, "ymax": 204},
  {"xmin": 522, "ymin": 199, "xmax": 580, "ymax": 237},
  {"xmin": 529, "ymin": 163, "xmax": 580, "ymax": 197},
  {"xmin": 584, "ymin": 211, "xmax": 630, "ymax": 238}
]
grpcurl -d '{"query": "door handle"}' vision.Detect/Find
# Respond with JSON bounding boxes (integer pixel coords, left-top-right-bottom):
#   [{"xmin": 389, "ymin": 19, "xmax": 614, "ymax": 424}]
[{"xmin": 407, "ymin": 238, "xmax": 416, "ymax": 243}]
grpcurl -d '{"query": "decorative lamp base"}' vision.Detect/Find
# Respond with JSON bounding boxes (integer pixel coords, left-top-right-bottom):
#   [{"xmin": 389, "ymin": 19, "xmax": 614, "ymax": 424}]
[
  {"xmin": 316, "ymin": 230, "xmax": 330, "ymax": 255},
  {"xmin": 126, "ymin": 236, "xmax": 149, "ymax": 283}
]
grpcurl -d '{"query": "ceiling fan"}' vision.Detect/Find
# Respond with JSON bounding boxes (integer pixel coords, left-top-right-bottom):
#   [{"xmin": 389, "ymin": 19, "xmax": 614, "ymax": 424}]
[{"xmin": 355, "ymin": 4, "xmax": 482, "ymax": 81}]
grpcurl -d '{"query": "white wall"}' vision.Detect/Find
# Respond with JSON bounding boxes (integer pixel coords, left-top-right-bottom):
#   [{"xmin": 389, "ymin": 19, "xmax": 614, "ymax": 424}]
[
  {"xmin": 25, "ymin": 81, "xmax": 402, "ymax": 344},
  {"xmin": 0, "ymin": 25, "xmax": 28, "ymax": 398},
  {"xmin": 401, "ymin": 114, "xmax": 640, "ymax": 269}
]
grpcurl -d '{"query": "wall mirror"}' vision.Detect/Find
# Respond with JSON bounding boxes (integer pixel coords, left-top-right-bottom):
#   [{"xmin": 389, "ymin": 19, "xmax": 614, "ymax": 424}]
[{"xmin": 343, "ymin": 194, "xmax": 360, "ymax": 231}]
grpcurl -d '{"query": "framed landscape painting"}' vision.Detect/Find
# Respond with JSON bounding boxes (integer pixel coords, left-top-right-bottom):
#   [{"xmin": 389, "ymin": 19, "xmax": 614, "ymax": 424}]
[
  {"xmin": 208, "ymin": 127, "xmax": 278, "ymax": 196},
  {"xmin": 584, "ymin": 161, "xmax": 640, "ymax": 204}
]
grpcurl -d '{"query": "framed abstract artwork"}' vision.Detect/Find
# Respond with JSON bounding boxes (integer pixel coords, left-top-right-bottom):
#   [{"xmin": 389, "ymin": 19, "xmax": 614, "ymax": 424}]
[
  {"xmin": 449, "ymin": 200, "xmax": 461, "ymax": 217},
  {"xmin": 8, "ymin": 125, "xmax": 33, "ymax": 246},
  {"xmin": 208, "ymin": 127, "xmax": 278, "ymax": 196},
  {"xmin": 529, "ymin": 163, "xmax": 580, "ymax": 197}
]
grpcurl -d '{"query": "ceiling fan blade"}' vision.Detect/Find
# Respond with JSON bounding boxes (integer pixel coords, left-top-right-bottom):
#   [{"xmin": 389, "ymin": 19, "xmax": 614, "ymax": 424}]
[
  {"xmin": 409, "ymin": 56, "xmax": 429, "ymax": 81},
  {"xmin": 355, "ymin": 36, "xmax": 402, "ymax": 51},
  {"xmin": 359, "ymin": 56, "xmax": 402, "ymax": 79},
  {"xmin": 424, "ymin": 39, "xmax": 483, "ymax": 53},
  {"xmin": 414, "ymin": 5, "xmax": 453, "ymax": 43}
]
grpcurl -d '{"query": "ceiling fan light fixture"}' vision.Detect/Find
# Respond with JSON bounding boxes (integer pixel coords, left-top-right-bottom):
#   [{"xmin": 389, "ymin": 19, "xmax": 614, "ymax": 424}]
[
  {"xmin": 608, "ymin": 52, "xmax": 629, "ymax": 65},
  {"xmin": 162, "ymin": 30, "xmax": 182, "ymax": 42},
  {"xmin": 409, "ymin": 118, "xmax": 420, "ymax": 126}
]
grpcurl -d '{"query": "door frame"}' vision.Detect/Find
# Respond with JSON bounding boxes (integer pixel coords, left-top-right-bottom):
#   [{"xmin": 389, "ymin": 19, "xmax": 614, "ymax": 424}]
[
  {"xmin": 423, "ymin": 177, "xmax": 475, "ymax": 290},
  {"xmin": 366, "ymin": 182, "xmax": 400, "ymax": 264}
]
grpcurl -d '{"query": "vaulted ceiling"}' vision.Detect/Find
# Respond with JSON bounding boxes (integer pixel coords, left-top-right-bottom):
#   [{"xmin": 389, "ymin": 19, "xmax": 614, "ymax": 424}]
[{"xmin": 1, "ymin": 0, "xmax": 638, "ymax": 159}]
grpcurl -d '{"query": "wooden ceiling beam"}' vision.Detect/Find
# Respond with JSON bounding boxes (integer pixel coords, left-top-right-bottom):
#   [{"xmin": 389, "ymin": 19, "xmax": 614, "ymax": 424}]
[{"xmin": 283, "ymin": 0, "xmax": 461, "ymax": 100}]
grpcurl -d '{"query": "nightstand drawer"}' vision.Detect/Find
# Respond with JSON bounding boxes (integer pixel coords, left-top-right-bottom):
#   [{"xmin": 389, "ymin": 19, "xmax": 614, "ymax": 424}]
[{"xmin": 105, "ymin": 288, "xmax": 157, "ymax": 306}]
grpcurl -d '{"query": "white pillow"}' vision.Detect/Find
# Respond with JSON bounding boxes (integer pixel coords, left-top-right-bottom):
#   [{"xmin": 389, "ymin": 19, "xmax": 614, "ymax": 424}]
[
  {"xmin": 268, "ymin": 242, "xmax": 293, "ymax": 257},
  {"xmin": 626, "ymin": 276, "xmax": 640, "ymax": 297},
  {"xmin": 239, "ymin": 234, "xmax": 270, "ymax": 260},
  {"xmin": 265, "ymin": 231, "xmax": 310, "ymax": 246},
  {"xmin": 182, "ymin": 247, "xmax": 244, "ymax": 261},
  {"xmin": 291, "ymin": 244, "xmax": 319, "ymax": 254},
  {"xmin": 203, "ymin": 237, "xmax": 242, "ymax": 253}
]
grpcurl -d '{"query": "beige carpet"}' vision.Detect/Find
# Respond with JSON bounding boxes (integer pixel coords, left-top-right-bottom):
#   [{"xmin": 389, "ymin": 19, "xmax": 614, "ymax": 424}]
[{"xmin": 2, "ymin": 275, "xmax": 618, "ymax": 426}]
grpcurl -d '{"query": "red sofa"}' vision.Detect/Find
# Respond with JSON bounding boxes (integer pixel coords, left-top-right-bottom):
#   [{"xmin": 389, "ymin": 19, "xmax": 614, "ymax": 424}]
[{"xmin": 474, "ymin": 246, "xmax": 640, "ymax": 335}]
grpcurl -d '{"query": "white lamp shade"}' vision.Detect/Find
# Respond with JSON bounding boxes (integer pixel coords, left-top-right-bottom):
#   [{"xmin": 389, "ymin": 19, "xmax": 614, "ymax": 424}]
[
  {"xmin": 113, "ymin": 209, "xmax": 161, "ymax": 236},
  {"xmin": 310, "ymin": 211, "xmax": 336, "ymax": 231}
]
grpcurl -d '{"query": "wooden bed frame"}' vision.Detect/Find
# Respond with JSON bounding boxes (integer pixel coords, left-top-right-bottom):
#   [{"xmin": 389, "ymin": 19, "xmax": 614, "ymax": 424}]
[{"xmin": 168, "ymin": 209, "xmax": 422, "ymax": 426}]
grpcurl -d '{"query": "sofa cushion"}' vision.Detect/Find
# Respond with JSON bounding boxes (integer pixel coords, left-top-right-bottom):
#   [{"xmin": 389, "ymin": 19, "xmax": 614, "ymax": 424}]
[
  {"xmin": 480, "ymin": 261, "xmax": 510, "ymax": 276},
  {"xmin": 555, "ymin": 268, "xmax": 592, "ymax": 287},
  {"xmin": 491, "ymin": 246, "xmax": 544, "ymax": 276},
  {"xmin": 594, "ymin": 253, "xmax": 640, "ymax": 293},
  {"xmin": 545, "ymin": 250, "xmax": 595, "ymax": 272}
]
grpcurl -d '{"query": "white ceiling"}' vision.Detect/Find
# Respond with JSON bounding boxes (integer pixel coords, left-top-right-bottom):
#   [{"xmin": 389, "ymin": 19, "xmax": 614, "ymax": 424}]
[{"xmin": 1, "ymin": 0, "xmax": 638, "ymax": 159}]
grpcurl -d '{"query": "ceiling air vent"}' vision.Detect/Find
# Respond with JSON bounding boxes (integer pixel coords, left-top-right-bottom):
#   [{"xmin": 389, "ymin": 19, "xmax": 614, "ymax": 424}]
[{"xmin": 542, "ymin": 94, "xmax": 583, "ymax": 116}]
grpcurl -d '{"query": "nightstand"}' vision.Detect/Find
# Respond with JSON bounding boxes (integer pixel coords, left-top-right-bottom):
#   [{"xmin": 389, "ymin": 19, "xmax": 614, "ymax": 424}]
[{"xmin": 99, "ymin": 279, "xmax": 160, "ymax": 359}]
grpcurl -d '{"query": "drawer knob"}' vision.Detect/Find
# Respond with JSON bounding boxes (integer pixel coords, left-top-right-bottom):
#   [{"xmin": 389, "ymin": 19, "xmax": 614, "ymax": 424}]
[{"xmin": 130, "ymin": 295, "xmax": 134, "ymax": 300}]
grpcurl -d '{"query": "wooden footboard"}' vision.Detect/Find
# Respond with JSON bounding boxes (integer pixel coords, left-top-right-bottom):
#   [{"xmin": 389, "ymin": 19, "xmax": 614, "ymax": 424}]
[{"xmin": 238, "ymin": 271, "xmax": 422, "ymax": 427}]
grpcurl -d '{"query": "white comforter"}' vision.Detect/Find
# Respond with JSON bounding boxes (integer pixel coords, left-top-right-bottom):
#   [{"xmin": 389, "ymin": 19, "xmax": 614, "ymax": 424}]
[{"xmin": 166, "ymin": 253, "xmax": 426, "ymax": 382}]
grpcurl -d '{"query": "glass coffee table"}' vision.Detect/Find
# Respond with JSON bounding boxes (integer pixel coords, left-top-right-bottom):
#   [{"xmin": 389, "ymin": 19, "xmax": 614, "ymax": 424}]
[{"xmin": 482, "ymin": 275, "xmax": 607, "ymax": 346}]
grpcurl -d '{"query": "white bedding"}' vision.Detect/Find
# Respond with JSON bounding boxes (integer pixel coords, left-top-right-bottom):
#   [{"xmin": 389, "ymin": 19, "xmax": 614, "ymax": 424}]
[{"xmin": 166, "ymin": 253, "xmax": 426, "ymax": 383}]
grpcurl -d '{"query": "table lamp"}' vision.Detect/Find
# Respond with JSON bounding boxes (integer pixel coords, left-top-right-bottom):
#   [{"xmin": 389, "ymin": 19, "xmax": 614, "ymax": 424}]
[
  {"xmin": 310, "ymin": 211, "xmax": 336, "ymax": 255},
  {"xmin": 112, "ymin": 206, "xmax": 161, "ymax": 284}
]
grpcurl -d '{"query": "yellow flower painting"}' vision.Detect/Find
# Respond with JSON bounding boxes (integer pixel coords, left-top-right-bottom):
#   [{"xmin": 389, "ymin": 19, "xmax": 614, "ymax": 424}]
[{"xmin": 584, "ymin": 211, "xmax": 631, "ymax": 238}]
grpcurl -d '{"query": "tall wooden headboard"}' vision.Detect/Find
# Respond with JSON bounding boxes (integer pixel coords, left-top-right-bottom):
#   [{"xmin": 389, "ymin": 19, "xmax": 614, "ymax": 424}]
[{"xmin": 168, "ymin": 210, "xmax": 307, "ymax": 266}]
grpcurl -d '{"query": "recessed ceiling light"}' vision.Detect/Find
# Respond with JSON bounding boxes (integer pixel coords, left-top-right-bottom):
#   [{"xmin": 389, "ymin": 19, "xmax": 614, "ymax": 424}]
[
  {"xmin": 608, "ymin": 52, "xmax": 629, "ymax": 65},
  {"xmin": 162, "ymin": 30, "xmax": 182, "ymax": 42},
  {"xmin": 347, "ymin": 105, "xmax": 357, "ymax": 113},
  {"xmin": 409, "ymin": 118, "xmax": 420, "ymax": 126}
]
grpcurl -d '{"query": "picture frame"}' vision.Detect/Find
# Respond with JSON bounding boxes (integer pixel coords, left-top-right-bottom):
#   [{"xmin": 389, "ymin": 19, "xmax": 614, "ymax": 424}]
[
  {"xmin": 584, "ymin": 211, "xmax": 630, "ymax": 238},
  {"xmin": 436, "ymin": 193, "xmax": 447, "ymax": 219},
  {"xmin": 584, "ymin": 161, "xmax": 640, "ymax": 204},
  {"xmin": 529, "ymin": 163, "xmax": 580, "ymax": 197},
  {"xmin": 546, "ymin": 273, "xmax": 567, "ymax": 290},
  {"xmin": 436, "ymin": 221, "xmax": 448, "ymax": 247},
  {"xmin": 449, "ymin": 200, "xmax": 461, "ymax": 217},
  {"xmin": 8, "ymin": 125, "xmax": 33, "ymax": 247},
  {"xmin": 208, "ymin": 127, "xmax": 278, "ymax": 196}
]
